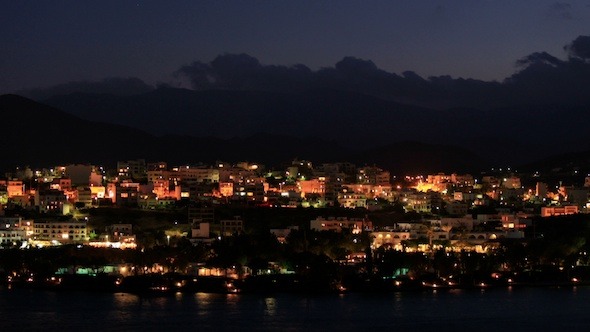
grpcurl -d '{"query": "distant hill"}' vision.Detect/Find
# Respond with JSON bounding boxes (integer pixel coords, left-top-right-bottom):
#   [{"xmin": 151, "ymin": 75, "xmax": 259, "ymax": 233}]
[
  {"xmin": 520, "ymin": 150, "xmax": 590, "ymax": 174},
  {"xmin": 1, "ymin": 94, "xmax": 156, "ymax": 170},
  {"xmin": 0, "ymin": 94, "xmax": 487, "ymax": 174},
  {"xmin": 42, "ymin": 87, "xmax": 590, "ymax": 165},
  {"xmin": 44, "ymin": 88, "xmax": 439, "ymax": 145},
  {"xmin": 16, "ymin": 77, "xmax": 154, "ymax": 101}
]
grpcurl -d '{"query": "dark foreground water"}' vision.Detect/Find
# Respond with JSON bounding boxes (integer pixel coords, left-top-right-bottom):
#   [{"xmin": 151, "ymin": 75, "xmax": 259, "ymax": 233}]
[{"xmin": 1, "ymin": 286, "xmax": 589, "ymax": 331}]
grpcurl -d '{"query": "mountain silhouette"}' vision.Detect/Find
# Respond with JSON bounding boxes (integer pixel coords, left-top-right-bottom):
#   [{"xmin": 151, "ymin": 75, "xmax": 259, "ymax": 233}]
[
  {"xmin": 0, "ymin": 94, "xmax": 487, "ymax": 174},
  {"xmin": 42, "ymin": 87, "xmax": 590, "ymax": 165}
]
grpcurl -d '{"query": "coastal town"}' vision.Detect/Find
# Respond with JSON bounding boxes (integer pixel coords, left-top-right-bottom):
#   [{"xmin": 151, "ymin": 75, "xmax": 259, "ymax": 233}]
[
  {"xmin": 6, "ymin": 2, "xmax": 590, "ymax": 330},
  {"xmin": 1, "ymin": 158, "xmax": 590, "ymax": 293}
]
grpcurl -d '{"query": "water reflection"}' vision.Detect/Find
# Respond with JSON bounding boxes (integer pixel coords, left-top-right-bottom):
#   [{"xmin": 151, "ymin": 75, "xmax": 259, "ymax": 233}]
[
  {"xmin": 226, "ymin": 293, "xmax": 240, "ymax": 304},
  {"xmin": 3, "ymin": 288, "xmax": 590, "ymax": 331},
  {"xmin": 195, "ymin": 292, "xmax": 212, "ymax": 317},
  {"xmin": 112, "ymin": 292, "xmax": 140, "ymax": 308},
  {"xmin": 264, "ymin": 297, "xmax": 276, "ymax": 316}
]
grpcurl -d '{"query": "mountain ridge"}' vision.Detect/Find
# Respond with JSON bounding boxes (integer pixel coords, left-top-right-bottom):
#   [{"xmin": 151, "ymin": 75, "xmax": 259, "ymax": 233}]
[
  {"xmin": 0, "ymin": 94, "xmax": 487, "ymax": 175},
  {"xmin": 41, "ymin": 87, "xmax": 590, "ymax": 165}
]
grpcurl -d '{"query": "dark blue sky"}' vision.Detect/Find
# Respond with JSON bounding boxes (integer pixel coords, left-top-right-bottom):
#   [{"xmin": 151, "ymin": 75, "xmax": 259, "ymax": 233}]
[{"xmin": 2, "ymin": 1, "xmax": 590, "ymax": 93}]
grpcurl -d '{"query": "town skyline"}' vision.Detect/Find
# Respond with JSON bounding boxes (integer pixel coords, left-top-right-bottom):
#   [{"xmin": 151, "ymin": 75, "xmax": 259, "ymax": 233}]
[{"xmin": 1, "ymin": 151, "xmax": 589, "ymax": 295}]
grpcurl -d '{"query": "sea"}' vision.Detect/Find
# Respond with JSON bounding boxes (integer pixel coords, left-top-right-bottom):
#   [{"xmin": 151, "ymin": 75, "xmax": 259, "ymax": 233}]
[{"xmin": 1, "ymin": 286, "xmax": 589, "ymax": 331}]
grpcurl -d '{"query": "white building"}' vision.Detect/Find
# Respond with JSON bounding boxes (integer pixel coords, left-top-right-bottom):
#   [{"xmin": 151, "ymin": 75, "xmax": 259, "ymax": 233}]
[
  {"xmin": 33, "ymin": 220, "xmax": 88, "ymax": 243},
  {"xmin": 371, "ymin": 231, "xmax": 411, "ymax": 249}
]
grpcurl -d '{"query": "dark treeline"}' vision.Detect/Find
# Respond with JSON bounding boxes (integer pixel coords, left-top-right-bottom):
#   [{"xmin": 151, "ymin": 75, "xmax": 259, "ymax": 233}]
[{"xmin": 2, "ymin": 214, "xmax": 590, "ymax": 292}]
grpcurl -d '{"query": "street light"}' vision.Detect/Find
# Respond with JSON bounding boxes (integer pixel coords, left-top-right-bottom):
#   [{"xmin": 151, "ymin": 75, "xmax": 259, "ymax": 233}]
[{"xmin": 167, "ymin": 235, "xmax": 171, "ymax": 246}]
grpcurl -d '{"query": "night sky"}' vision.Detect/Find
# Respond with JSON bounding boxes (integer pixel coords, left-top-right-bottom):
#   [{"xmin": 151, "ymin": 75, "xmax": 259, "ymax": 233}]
[{"xmin": 2, "ymin": 1, "xmax": 590, "ymax": 93}]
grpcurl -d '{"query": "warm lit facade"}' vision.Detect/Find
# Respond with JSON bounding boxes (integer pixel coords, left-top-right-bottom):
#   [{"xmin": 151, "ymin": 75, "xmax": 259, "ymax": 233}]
[
  {"xmin": 7, "ymin": 180, "xmax": 24, "ymax": 197},
  {"xmin": 33, "ymin": 220, "xmax": 88, "ymax": 243},
  {"xmin": 0, "ymin": 217, "xmax": 32, "ymax": 246},
  {"xmin": 50, "ymin": 177, "xmax": 72, "ymax": 191},
  {"xmin": 371, "ymin": 231, "xmax": 411, "ymax": 249},
  {"xmin": 298, "ymin": 179, "xmax": 326, "ymax": 197},
  {"xmin": 174, "ymin": 166, "xmax": 220, "ymax": 183},
  {"xmin": 338, "ymin": 193, "xmax": 367, "ymax": 208},
  {"xmin": 219, "ymin": 182, "xmax": 234, "ymax": 197},
  {"xmin": 35, "ymin": 189, "xmax": 68, "ymax": 214},
  {"xmin": 541, "ymin": 205, "xmax": 578, "ymax": 217},
  {"xmin": 502, "ymin": 176, "xmax": 521, "ymax": 189},
  {"xmin": 357, "ymin": 166, "xmax": 390, "ymax": 185}
]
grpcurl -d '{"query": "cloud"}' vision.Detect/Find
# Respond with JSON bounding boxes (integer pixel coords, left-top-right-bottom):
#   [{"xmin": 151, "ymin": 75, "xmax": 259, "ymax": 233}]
[
  {"xmin": 564, "ymin": 35, "xmax": 590, "ymax": 60},
  {"xmin": 18, "ymin": 35, "xmax": 590, "ymax": 110},
  {"xmin": 507, "ymin": 40, "xmax": 590, "ymax": 105},
  {"xmin": 175, "ymin": 53, "xmax": 510, "ymax": 109},
  {"xmin": 175, "ymin": 53, "xmax": 313, "ymax": 91},
  {"xmin": 173, "ymin": 35, "xmax": 590, "ymax": 110},
  {"xmin": 175, "ymin": 61, "xmax": 214, "ymax": 89},
  {"xmin": 334, "ymin": 57, "xmax": 379, "ymax": 74},
  {"xmin": 515, "ymin": 52, "xmax": 563, "ymax": 67}
]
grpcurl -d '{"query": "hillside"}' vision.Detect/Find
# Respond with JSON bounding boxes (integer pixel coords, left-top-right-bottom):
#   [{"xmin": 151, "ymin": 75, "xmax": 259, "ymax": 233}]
[
  {"xmin": 0, "ymin": 94, "xmax": 487, "ymax": 174},
  {"xmin": 43, "ymin": 87, "xmax": 590, "ymax": 165}
]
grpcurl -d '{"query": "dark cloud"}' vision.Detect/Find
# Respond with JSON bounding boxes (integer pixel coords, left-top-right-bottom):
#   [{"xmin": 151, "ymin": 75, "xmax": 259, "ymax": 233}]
[
  {"xmin": 507, "ymin": 42, "xmax": 590, "ymax": 105},
  {"xmin": 211, "ymin": 53, "xmax": 261, "ymax": 77},
  {"xmin": 20, "ymin": 35, "xmax": 590, "ymax": 110},
  {"xmin": 31, "ymin": 34, "xmax": 590, "ymax": 167},
  {"xmin": 173, "ymin": 35, "xmax": 590, "ymax": 109},
  {"xmin": 175, "ymin": 61, "xmax": 214, "ymax": 89},
  {"xmin": 515, "ymin": 52, "xmax": 563, "ymax": 67},
  {"xmin": 564, "ymin": 35, "xmax": 590, "ymax": 60},
  {"xmin": 334, "ymin": 57, "xmax": 379, "ymax": 75},
  {"xmin": 18, "ymin": 77, "xmax": 154, "ymax": 101},
  {"xmin": 175, "ymin": 53, "xmax": 313, "ymax": 91},
  {"xmin": 175, "ymin": 53, "xmax": 506, "ymax": 109}
]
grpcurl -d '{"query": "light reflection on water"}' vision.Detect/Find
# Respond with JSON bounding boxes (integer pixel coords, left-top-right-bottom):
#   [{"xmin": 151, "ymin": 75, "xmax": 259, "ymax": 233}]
[
  {"xmin": 265, "ymin": 297, "xmax": 276, "ymax": 316},
  {"xmin": 2, "ymin": 287, "xmax": 590, "ymax": 331}
]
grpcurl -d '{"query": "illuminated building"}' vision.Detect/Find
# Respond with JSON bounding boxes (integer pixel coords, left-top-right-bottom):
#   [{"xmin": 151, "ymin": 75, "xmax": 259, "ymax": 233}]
[
  {"xmin": 371, "ymin": 231, "xmax": 411, "ymax": 249},
  {"xmin": 298, "ymin": 179, "xmax": 325, "ymax": 197},
  {"xmin": 33, "ymin": 220, "xmax": 88, "ymax": 243},
  {"xmin": 7, "ymin": 180, "xmax": 24, "ymax": 197},
  {"xmin": 35, "ymin": 189, "xmax": 68, "ymax": 214},
  {"xmin": 50, "ymin": 177, "xmax": 72, "ymax": 191},
  {"xmin": 191, "ymin": 222, "xmax": 210, "ymax": 238},
  {"xmin": 0, "ymin": 217, "xmax": 32, "ymax": 246},
  {"xmin": 337, "ymin": 193, "xmax": 367, "ymax": 208},
  {"xmin": 117, "ymin": 159, "xmax": 146, "ymax": 179},
  {"xmin": 541, "ymin": 205, "xmax": 578, "ymax": 217},
  {"xmin": 173, "ymin": 165, "xmax": 220, "ymax": 183},
  {"xmin": 357, "ymin": 166, "xmax": 391, "ymax": 185},
  {"xmin": 502, "ymin": 176, "xmax": 521, "ymax": 189},
  {"xmin": 219, "ymin": 182, "xmax": 234, "ymax": 197},
  {"xmin": 310, "ymin": 216, "xmax": 372, "ymax": 233}
]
